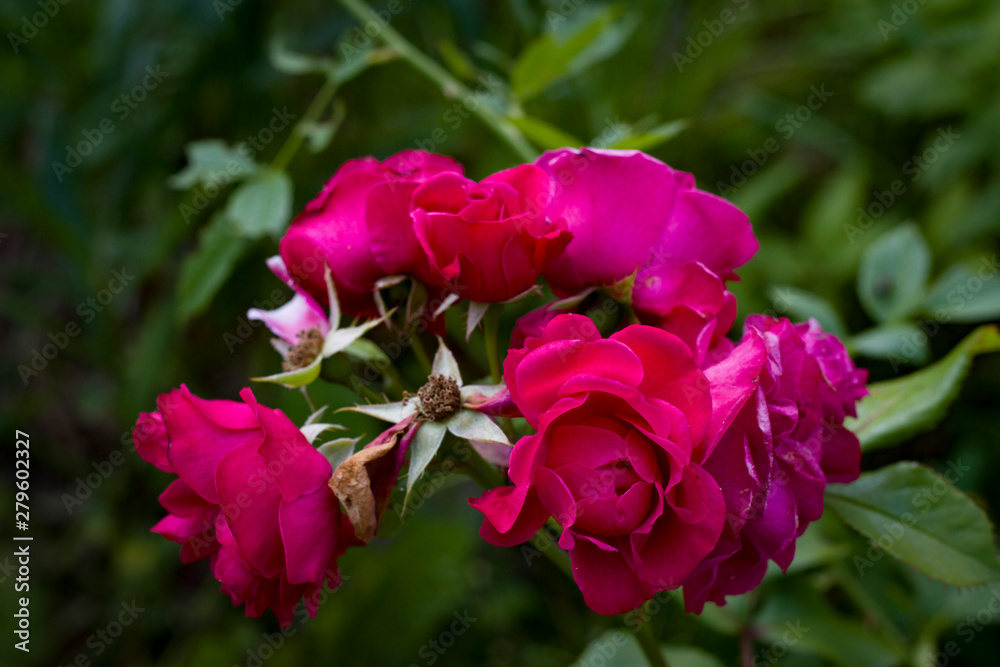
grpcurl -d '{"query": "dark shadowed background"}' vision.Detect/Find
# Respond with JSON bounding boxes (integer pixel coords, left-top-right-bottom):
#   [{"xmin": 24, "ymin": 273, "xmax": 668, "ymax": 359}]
[{"xmin": 3, "ymin": 0, "xmax": 1000, "ymax": 665}]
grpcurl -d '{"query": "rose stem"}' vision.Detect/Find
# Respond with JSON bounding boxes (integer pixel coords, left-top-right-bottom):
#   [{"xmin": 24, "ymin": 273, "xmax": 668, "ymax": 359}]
[
  {"xmin": 300, "ymin": 386, "xmax": 316, "ymax": 412},
  {"xmin": 482, "ymin": 304, "xmax": 503, "ymax": 384},
  {"xmin": 334, "ymin": 0, "xmax": 537, "ymax": 163},
  {"xmin": 354, "ymin": 379, "xmax": 388, "ymax": 405},
  {"xmin": 460, "ymin": 420, "xmax": 669, "ymax": 667},
  {"xmin": 634, "ymin": 619, "xmax": 670, "ymax": 667},
  {"xmin": 378, "ymin": 360, "xmax": 411, "ymax": 397},
  {"xmin": 458, "ymin": 442, "xmax": 573, "ymax": 578},
  {"xmin": 271, "ymin": 75, "xmax": 340, "ymax": 173},
  {"xmin": 409, "ymin": 329, "xmax": 433, "ymax": 375}
]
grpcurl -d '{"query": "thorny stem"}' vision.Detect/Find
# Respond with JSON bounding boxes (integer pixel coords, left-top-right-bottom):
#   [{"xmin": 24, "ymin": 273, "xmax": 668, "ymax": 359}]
[
  {"xmin": 334, "ymin": 0, "xmax": 537, "ymax": 162},
  {"xmin": 270, "ymin": 75, "xmax": 340, "ymax": 172}
]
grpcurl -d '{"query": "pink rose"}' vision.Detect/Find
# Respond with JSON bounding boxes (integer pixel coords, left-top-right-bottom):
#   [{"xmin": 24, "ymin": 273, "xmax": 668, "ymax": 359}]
[
  {"xmin": 682, "ymin": 316, "xmax": 868, "ymax": 612},
  {"xmin": 412, "ymin": 164, "xmax": 572, "ymax": 303},
  {"xmin": 470, "ymin": 315, "xmax": 726, "ymax": 615},
  {"xmin": 534, "ymin": 148, "xmax": 757, "ymax": 363},
  {"xmin": 135, "ymin": 385, "xmax": 353, "ymax": 626},
  {"xmin": 509, "ymin": 302, "xmax": 571, "ymax": 350},
  {"xmin": 280, "ymin": 150, "xmax": 463, "ymax": 317}
]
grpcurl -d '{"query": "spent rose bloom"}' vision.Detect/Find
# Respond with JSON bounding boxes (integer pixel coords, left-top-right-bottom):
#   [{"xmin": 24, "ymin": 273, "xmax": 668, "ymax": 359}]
[
  {"xmin": 134, "ymin": 385, "xmax": 353, "ymax": 626},
  {"xmin": 280, "ymin": 150, "xmax": 463, "ymax": 317},
  {"xmin": 248, "ymin": 255, "xmax": 329, "ymax": 348},
  {"xmin": 411, "ymin": 164, "xmax": 572, "ymax": 303},
  {"xmin": 535, "ymin": 148, "xmax": 757, "ymax": 363},
  {"xmin": 471, "ymin": 314, "xmax": 726, "ymax": 615},
  {"xmin": 682, "ymin": 316, "xmax": 868, "ymax": 612}
]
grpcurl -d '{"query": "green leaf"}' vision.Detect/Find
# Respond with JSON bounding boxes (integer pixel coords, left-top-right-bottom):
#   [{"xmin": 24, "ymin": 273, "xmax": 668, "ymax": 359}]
[
  {"xmin": 403, "ymin": 421, "xmax": 447, "ymax": 511},
  {"xmin": 754, "ymin": 584, "xmax": 903, "ymax": 667},
  {"xmin": 571, "ymin": 631, "xmax": 724, "ymax": 667},
  {"xmin": 826, "ymin": 462, "xmax": 1000, "ymax": 586},
  {"xmin": 299, "ymin": 422, "xmax": 345, "ymax": 445},
  {"xmin": 431, "ymin": 337, "xmax": 462, "ymax": 383},
  {"xmin": 511, "ymin": 7, "xmax": 635, "ymax": 101},
  {"xmin": 268, "ymin": 37, "xmax": 337, "ymax": 76},
  {"xmin": 857, "ymin": 223, "xmax": 931, "ymax": 322},
  {"xmin": 169, "ymin": 139, "xmax": 258, "ymax": 190},
  {"xmin": 768, "ymin": 285, "xmax": 847, "ymax": 336},
  {"xmin": 661, "ymin": 647, "xmax": 725, "ymax": 667},
  {"xmin": 847, "ymin": 324, "xmax": 1000, "ymax": 451},
  {"xmin": 225, "ymin": 170, "xmax": 293, "ymax": 239},
  {"xmin": 344, "ymin": 338, "xmax": 390, "ymax": 365},
  {"xmin": 252, "ymin": 354, "xmax": 322, "ymax": 387},
  {"xmin": 176, "ymin": 214, "xmax": 251, "ymax": 322},
  {"xmin": 848, "ymin": 322, "xmax": 930, "ymax": 366},
  {"xmin": 922, "ymin": 259, "xmax": 1000, "ymax": 323},
  {"xmin": 317, "ymin": 437, "xmax": 360, "ymax": 473},
  {"xmin": 323, "ymin": 317, "xmax": 388, "ymax": 358},
  {"xmin": 445, "ymin": 409, "xmax": 508, "ymax": 445},
  {"xmin": 606, "ymin": 120, "xmax": 688, "ymax": 152},
  {"xmin": 508, "ymin": 115, "xmax": 583, "ymax": 150},
  {"xmin": 340, "ymin": 402, "xmax": 417, "ymax": 423}
]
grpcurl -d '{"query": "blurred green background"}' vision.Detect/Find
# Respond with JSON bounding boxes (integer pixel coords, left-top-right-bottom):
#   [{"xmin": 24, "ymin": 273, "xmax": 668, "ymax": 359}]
[{"xmin": 3, "ymin": 0, "xmax": 1000, "ymax": 665}]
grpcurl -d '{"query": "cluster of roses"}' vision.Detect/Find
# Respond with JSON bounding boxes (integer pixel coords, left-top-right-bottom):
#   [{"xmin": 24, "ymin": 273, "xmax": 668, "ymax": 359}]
[{"xmin": 135, "ymin": 147, "xmax": 867, "ymax": 625}]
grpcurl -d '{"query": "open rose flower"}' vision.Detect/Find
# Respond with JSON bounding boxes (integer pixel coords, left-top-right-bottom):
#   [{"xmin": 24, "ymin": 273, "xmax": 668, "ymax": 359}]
[
  {"xmin": 682, "ymin": 316, "xmax": 868, "ymax": 612},
  {"xmin": 471, "ymin": 314, "xmax": 726, "ymax": 615},
  {"xmin": 411, "ymin": 164, "xmax": 572, "ymax": 303},
  {"xmin": 535, "ymin": 148, "xmax": 757, "ymax": 363},
  {"xmin": 134, "ymin": 385, "xmax": 353, "ymax": 626},
  {"xmin": 280, "ymin": 150, "xmax": 463, "ymax": 318}
]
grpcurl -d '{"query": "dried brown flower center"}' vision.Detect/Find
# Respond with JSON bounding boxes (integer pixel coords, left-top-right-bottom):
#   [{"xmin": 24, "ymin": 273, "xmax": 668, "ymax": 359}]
[
  {"xmin": 283, "ymin": 327, "xmax": 323, "ymax": 371},
  {"xmin": 414, "ymin": 374, "xmax": 461, "ymax": 421}
]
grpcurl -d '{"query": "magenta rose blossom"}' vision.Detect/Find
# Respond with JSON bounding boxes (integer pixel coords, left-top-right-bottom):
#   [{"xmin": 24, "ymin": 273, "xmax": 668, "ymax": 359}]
[
  {"xmin": 471, "ymin": 314, "xmax": 726, "ymax": 615},
  {"xmin": 134, "ymin": 385, "xmax": 353, "ymax": 626},
  {"xmin": 682, "ymin": 316, "xmax": 868, "ymax": 612},
  {"xmin": 280, "ymin": 150, "xmax": 463, "ymax": 317},
  {"xmin": 535, "ymin": 148, "xmax": 757, "ymax": 363},
  {"xmin": 411, "ymin": 164, "xmax": 572, "ymax": 303}
]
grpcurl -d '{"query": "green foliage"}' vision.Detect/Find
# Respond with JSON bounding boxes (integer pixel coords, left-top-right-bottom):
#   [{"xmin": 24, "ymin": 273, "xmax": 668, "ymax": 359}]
[
  {"xmin": 857, "ymin": 223, "xmax": 932, "ymax": 323},
  {"xmin": 511, "ymin": 6, "xmax": 635, "ymax": 101},
  {"xmin": 169, "ymin": 140, "xmax": 259, "ymax": 190},
  {"xmin": 6, "ymin": 0, "xmax": 1000, "ymax": 665},
  {"xmin": 922, "ymin": 260, "xmax": 1000, "ymax": 323},
  {"xmin": 827, "ymin": 462, "xmax": 1000, "ymax": 586},
  {"xmin": 754, "ymin": 584, "xmax": 904, "ymax": 667},
  {"xmin": 176, "ymin": 214, "xmax": 252, "ymax": 322},
  {"xmin": 404, "ymin": 421, "xmax": 448, "ymax": 509},
  {"xmin": 225, "ymin": 170, "xmax": 293, "ymax": 239},
  {"xmin": 769, "ymin": 285, "xmax": 847, "ymax": 336},
  {"xmin": 572, "ymin": 630, "xmax": 725, "ymax": 667},
  {"xmin": 847, "ymin": 325, "xmax": 1000, "ymax": 452}
]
